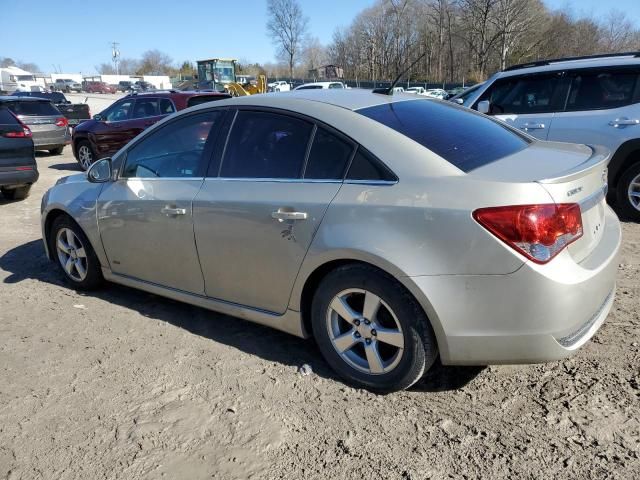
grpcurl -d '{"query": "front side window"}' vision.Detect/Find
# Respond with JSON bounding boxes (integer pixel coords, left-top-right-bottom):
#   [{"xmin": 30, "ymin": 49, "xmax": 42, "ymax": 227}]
[
  {"xmin": 122, "ymin": 112, "xmax": 222, "ymax": 178},
  {"xmin": 566, "ymin": 69, "xmax": 639, "ymax": 111},
  {"xmin": 132, "ymin": 98, "xmax": 159, "ymax": 119},
  {"xmin": 104, "ymin": 100, "xmax": 133, "ymax": 122},
  {"xmin": 478, "ymin": 74, "xmax": 564, "ymax": 115},
  {"xmin": 304, "ymin": 127, "xmax": 353, "ymax": 180},
  {"xmin": 329, "ymin": 83, "xmax": 344, "ymax": 89},
  {"xmin": 220, "ymin": 111, "xmax": 313, "ymax": 179}
]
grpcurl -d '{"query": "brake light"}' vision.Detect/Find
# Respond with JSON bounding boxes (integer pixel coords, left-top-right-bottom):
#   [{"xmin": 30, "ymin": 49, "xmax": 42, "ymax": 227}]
[
  {"xmin": 15, "ymin": 166, "xmax": 33, "ymax": 171},
  {"xmin": 4, "ymin": 125, "xmax": 32, "ymax": 138},
  {"xmin": 55, "ymin": 117, "xmax": 68, "ymax": 127},
  {"xmin": 473, "ymin": 203, "xmax": 583, "ymax": 264}
]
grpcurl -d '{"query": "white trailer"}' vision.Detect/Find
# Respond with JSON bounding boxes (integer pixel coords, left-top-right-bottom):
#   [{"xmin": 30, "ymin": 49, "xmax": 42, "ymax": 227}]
[{"xmin": 0, "ymin": 66, "xmax": 40, "ymax": 93}]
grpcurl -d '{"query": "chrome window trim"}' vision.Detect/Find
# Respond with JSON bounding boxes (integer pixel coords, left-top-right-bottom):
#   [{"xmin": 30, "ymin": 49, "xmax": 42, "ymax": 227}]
[
  {"xmin": 212, "ymin": 177, "xmax": 343, "ymax": 184},
  {"xmin": 344, "ymin": 179, "xmax": 398, "ymax": 186}
]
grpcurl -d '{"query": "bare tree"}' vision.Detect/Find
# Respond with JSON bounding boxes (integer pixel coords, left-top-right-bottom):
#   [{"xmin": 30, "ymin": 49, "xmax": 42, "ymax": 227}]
[
  {"xmin": 266, "ymin": 0, "xmax": 309, "ymax": 80},
  {"xmin": 137, "ymin": 50, "xmax": 174, "ymax": 75}
]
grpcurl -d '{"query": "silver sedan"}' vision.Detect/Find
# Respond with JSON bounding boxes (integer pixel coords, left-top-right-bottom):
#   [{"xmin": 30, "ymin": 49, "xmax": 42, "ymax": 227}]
[{"xmin": 40, "ymin": 90, "xmax": 621, "ymax": 392}]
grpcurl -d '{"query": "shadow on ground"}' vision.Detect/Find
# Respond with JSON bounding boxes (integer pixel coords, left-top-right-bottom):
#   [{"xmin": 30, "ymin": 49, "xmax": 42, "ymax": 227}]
[
  {"xmin": 0, "ymin": 239, "xmax": 483, "ymax": 393},
  {"xmin": 48, "ymin": 162, "xmax": 81, "ymax": 171}
]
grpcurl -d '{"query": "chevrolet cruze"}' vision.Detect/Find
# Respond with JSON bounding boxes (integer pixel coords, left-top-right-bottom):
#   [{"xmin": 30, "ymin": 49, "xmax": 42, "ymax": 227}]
[{"xmin": 41, "ymin": 90, "xmax": 621, "ymax": 392}]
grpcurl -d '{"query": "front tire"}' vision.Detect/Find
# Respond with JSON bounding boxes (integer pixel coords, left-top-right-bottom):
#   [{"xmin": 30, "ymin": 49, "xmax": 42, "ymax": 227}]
[
  {"xmin": 76, "ymin": 140, "xmax": 95, "ymax": 171},
  {"xmin": 616, "ymin": 162, "xmax": 640, "ymax": 221},
  {"xmin": 311, "ymin": 264, "xmax": 438, "ymax": 392},
  {"xmin": 49, "ymin": 215, "xmax": 104, "ymax": 290}
]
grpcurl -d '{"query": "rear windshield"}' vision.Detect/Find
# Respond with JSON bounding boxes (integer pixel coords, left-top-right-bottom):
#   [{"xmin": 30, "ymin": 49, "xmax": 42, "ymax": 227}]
[
  {"xmin": 357, "ymin": 99, "xmax": 529, "ymax": 172},
  {"xmin": 4, "ymin": 101, "xmax": 60, "ymax": 117},
  {"xmin": 0, "ymin": 108, "xmax": 19, "ymax": 124},
  {"xmin": 187, "ymin": 95, "xmax": 228, "ymax": 107}
]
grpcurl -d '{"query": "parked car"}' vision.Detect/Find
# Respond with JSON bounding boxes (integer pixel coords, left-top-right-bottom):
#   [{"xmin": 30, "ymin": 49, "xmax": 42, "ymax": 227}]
[
  {"xmin": 72, "ymin": 90, "xmax": 230, "ymax": 169},
  {"xmin": 42, "ymin": 90, "xmax": 620, "ymax": 392},
  {"xmin": 83, "ymin": 81, "xmax": 116, "ymax": 94},
  {"xmin": 424, "ymin": 88, "xmax": 449, "ymax": 100},
  {"xmin": 118, "ymin": 81, "xmax": 133, "ymax": 92},
  {"xmin": 0, "ymin": 107, "xmax": 38, "ymax": 200},
  {"xmin": 0, "ymin": 96, "xmax": 69, "ymax": 154},
  {"xmin": 295, "ymin": 81, "xmax": 347, "ymax": 90},
  {"xmin": 132, "ymin": 81, "xmax": 154, "ymax": 92},
  {"xmin": 268, "ymin": 80, "xmax": 291, "ymax": 92},
  {"xmin": 455, "ymin": 52, "xmax": 640, "ymax": 220},
  {"xmin": 53, "ymin": 79, "xmax": 82, "ymax": 93},
  {"xmin": 406, "ymin": 87, "xmax": 427, "ymax": 95},
  {"xmin": 11, "ymin": 91, "xmax": 90, "ymax": 127}
]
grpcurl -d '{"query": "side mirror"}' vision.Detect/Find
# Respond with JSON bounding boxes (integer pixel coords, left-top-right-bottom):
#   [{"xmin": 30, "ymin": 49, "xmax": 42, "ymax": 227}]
[
  {"xmin": 93, "ymin": 114, "xmax": 103, "ymax": 121},
  {"xmin": 477, "ymin": 100, "xmax": 491, "ymax": 114},
  {"xmin": 87, "ymin": 157, "xmax": 113, "ymax": 183},
  {"xmin": 454, "ymin": 98, "xmax": 464, "ymax": 105}
]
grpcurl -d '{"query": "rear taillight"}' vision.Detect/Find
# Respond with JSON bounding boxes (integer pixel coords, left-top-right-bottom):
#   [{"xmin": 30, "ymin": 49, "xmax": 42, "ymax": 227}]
[
  {"xmin": 473, "ymin": 203, "xmax": 583, "ymax": 264},
  {"xmin": 55, "ymin": 117, "xmax": 68, "ymax": 127},
  {"xmin": 4, "ymin": 125, "xmax": 32, "ymax": 138}
]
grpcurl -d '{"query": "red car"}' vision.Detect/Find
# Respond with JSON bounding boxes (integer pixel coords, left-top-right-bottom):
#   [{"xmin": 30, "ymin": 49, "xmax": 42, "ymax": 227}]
[
  {"xmin": 72, "ymin": 91, "xmax": 231, "ymax": 169},
  {"xmin": 83, "ymin": 81, "xmax": 117, "ymax": 94}
]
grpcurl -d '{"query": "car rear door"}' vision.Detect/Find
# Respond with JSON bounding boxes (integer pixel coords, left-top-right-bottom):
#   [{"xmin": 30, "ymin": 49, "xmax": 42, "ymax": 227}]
[
  {"xmin": 97, "ymin": 111, "xmax": 223, "ymax": 294},
  {"xmin": 547, "ymin": 67, "xmax": 640, "ymax": 152},
  {"xmin": 193, "ymin": 109, "xmax": 354, "ymax": 314},
  {"xmin": 473, "ymin": 72, "xmax": 568, "ymax": 140},
  {"xmin": 129, "ymin": 97, "xmax": 167, "ymax": 137}
]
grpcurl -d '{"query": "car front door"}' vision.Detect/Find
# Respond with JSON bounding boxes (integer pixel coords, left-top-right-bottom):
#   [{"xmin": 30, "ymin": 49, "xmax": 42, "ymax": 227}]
[
  {"xmin": 473, "ymin": 73, "xmax": 567, "ymax": 140},
  {"xmin": 548, "ymin": 67, "xmax": 640, "ymax": 152},
  {"xmin": 97, "ymin": 111, "xmax": 223, "ymax": 294},
  {"xmin": 193, "ymin": 110, "xmax": 355, "ymax": 313},
  {"xmin": 92, "ymin": 98, "xmax": 136, "ymax": 157}
]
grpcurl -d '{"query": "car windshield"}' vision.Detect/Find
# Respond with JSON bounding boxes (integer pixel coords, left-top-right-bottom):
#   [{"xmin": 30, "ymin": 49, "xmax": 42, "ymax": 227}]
[
  {"xmin": 357, "ymin": 99, "xmax": 529, "ymax": 172},
  {"xmin": 4, "ymin": 101, "xmax": 60, "ymax": 116}
]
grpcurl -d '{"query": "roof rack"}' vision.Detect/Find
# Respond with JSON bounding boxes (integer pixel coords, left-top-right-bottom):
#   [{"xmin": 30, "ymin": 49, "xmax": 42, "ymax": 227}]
[{"xmin": 504, "ymin": 51, "xmax": 640, "ymax": 72}]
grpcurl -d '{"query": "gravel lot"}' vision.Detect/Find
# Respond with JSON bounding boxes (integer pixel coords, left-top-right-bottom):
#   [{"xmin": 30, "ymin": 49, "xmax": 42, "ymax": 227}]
[{"xmin": 0, "ymin": 148, "xmax": 639, "ymax": 479}]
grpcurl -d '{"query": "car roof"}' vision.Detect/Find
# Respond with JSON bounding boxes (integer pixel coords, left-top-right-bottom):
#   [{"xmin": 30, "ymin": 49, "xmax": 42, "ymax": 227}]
[
  {"xmin": 0, "ymin": 96, "xmax": 53, "ymax": 102},
  {"xmin": 496, "ymin": 54, "xmax": 640, "ymax": 78},
  {"xmin": 123, "ymin": 90, "xmax": 229, "ymax": 99}
]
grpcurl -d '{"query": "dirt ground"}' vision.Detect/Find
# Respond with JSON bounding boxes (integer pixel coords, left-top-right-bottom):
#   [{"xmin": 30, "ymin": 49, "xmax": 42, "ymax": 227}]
[{"xmin": 0, "ymin": 149, "xmax": 638, "ymax": 480}]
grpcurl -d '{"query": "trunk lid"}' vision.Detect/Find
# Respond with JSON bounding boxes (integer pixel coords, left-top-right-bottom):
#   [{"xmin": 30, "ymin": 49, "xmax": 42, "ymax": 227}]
[{"xmin": 470, "ymin": 141, "xmax": 610, "ymax": 264}]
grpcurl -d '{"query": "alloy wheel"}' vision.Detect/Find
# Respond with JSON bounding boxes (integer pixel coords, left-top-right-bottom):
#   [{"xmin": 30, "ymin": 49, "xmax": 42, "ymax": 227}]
[
  {"xmin": 56, "ymin": 228, "xmax": 88, "ymax": 282},
  {"xmin": 326, "ymin": 288, "xmax": 404, "ymax": 375},
  {"xmin": 78, "ymin": 145, "xmax": 93, "ymax": 170},
  {"xmin": 628, "ymin": 172, "xmax": 640, "ymax": 212}
]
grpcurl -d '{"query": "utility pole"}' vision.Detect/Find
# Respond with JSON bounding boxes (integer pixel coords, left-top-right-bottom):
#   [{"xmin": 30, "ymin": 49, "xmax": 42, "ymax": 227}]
[{"xmin": 111, "ymin": 41, "xmax": 120, "ymax": 75}]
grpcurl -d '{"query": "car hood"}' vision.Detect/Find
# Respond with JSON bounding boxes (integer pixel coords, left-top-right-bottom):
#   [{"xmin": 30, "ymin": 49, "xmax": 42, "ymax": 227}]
[
  {"xmin": 73, "ymin": 119, "xmax": 99, "ymax": 132},
  {"xmin": 55, "ymin": 173, "xmax": 87, "ymax": 186}
]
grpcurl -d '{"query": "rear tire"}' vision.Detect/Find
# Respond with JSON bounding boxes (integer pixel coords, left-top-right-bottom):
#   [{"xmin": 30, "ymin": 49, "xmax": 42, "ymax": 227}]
[
  {"xmin": 616, "ymin": 162, "xmax": 640, "ymax": 222},
  {"xmin": 76, "ymin": 140, "xmax": 95, "ymax": 171},
  {"xmin": 311, "ymin": 264, "xmax": 438, "ymax": 392},
  {"xmin": 49, "ymin": 147, "xmax": 64, "ymax": 155},
  {"xmin": 1, "ymin": 185, "xmax": 31, "ymax": 200},
  {"xmin": 49, "ymin": 215, "xmax": 104, "ymax": 290}
]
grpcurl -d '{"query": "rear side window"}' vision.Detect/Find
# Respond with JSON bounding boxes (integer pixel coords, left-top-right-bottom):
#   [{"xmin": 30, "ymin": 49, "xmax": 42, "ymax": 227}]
[
  {"xmin": 220, "ymin": 111, "xmax": 313, "ymax": 179},
  {"xmin": 329, "ymin": 83, "xmax": 344, "ymax": 89},
  {"xmin": 5, "ymin": 101, "xmax": 60, "ymax": 116},
  {"xmin": 297, "ymin": 85, "xmax": 323, "ymax": 90},
  {"xmin": 122, "ymin": 111, "xmax": 222, "ymax": 178},
  {"xmin": 132, "ymin": 98, "xmax": 159, "ymax": 118},
  {"xmin": 357, "ymin": 100, "xmax": 529, "ymax": 172},
  {"xmin": 566, "ymin": 69, "xmax": 639, "ymax": 111},
  {"xmin": 304, "ymin": 127, "xmax": 354, "ymax": 180},
  {"xmin": 0, "ymin": 108, "xmax": 19, "ymax": 124}
]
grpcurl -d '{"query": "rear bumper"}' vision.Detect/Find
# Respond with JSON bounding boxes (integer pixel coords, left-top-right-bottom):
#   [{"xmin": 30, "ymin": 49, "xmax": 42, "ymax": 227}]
[
  {"xmin": 0, "ymin": 168, "xmax": 39, "ymax": 187},
  {"xmin": 32, "ymin": 129, "xmax": 70, "ymax": 149},
  {"xmin": 408, "ymin": 206, "xmax": 621, "ymax": 365}
]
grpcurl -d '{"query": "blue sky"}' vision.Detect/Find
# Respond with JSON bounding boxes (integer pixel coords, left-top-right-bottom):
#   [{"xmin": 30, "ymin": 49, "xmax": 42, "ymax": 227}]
[{"xmin": 2, "ymin": 0, "xmax": 640, "ymax": 75}]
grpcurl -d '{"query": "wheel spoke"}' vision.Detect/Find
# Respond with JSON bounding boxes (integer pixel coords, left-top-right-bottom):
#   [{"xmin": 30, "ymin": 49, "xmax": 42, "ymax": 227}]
[
  {"xmin": 630, "ymin": 191, "xmax": 640, "ymax": 198},
  {"xmin": 362, "ymin": 291, "xmax": 381, "ymax": 323},
  {"xmin": 64, "ymin": 257, "xmax": 74, "ymax": 275},
  {"xmin": 57, "ymin": 237, "xmax": 70, "ymax": 253},
  {"xmin": 330, "ymin": 296, "xmax": 359, "ymax": 324},
  {"xmin": 333, "ymin": 330, "xmax": 358, "ymax": 353},
  {"xmin": 75, "ymin": 247, "xmax": 86, "ymax": 258},
  {"xmin": 65, "ymin": 230, "xmax": 76, "ymax": 249},
  {"xmin": 75, "ymin": 259, "xmax": 86, "ymax": 278},
  {"xmin": 365, "ymin": 342, "xmax": 384, "ymax": 374},
  {"xmin": 375, "ymin": 327, "xmax": 404, "ymax": 348}
]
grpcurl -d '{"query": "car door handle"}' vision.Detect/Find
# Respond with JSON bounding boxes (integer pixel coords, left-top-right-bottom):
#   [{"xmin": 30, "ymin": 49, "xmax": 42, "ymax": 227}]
[
  {"xmin": 271, "ymin": 210, "xmax": 308, "ymax": 222},
  {"xmin": 161, "ymin": 206, "xmax": 187, "ymax": 216},
  {"xmin": 608, "ymin": 118, "xmax": 640, "ymax": 127},
  {"xmin": 521, "ymin": 122, "xmax": 545, "ymax": 130}
]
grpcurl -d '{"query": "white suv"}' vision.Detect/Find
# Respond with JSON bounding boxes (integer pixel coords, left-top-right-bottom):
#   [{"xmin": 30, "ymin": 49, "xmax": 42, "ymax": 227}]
[{"xmin": 455, "ymin": 52, "xmax": 640, "ymax": 220}]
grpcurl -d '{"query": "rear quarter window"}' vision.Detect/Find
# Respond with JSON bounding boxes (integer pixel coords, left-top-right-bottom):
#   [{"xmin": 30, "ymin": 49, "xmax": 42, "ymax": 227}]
[
  {"xmin": 357, "ymin": 99, "xmax": 530, "ymax": 172},
  {"xmin": 0, "ymin": 108, "xmax": 19, "ymax": 124}
]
